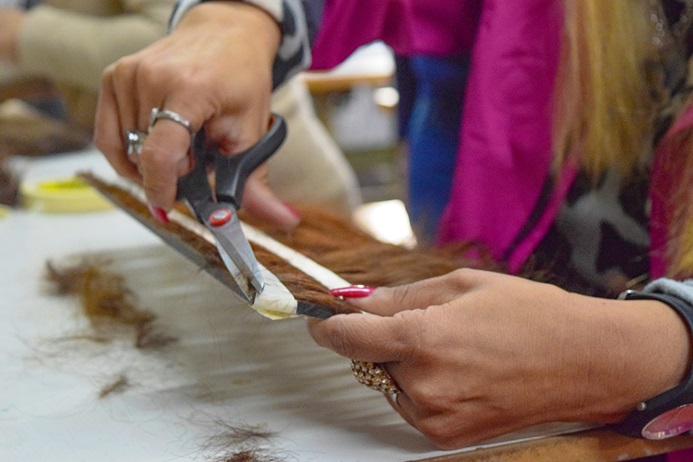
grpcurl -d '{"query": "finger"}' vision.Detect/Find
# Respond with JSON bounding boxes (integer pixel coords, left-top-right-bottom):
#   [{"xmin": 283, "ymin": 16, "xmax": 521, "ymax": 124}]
[
  {"xmin": 306, "ymin": 311, "xmax": 417, "ymax": 363},
  {"xmin": 139, "ymin": 119, "xmax": 194, "ymax": 211},
  {"xmin": 387, "ymin": 388, "xmax": 418, "ymax": 428},
  {"xmin": 242, "ymin": 170, "xmax": 300, "ymax": 230},
  {"xmin": 136, "ymin": 71, "xmax": 210, "ymax": 210},
  {"xmin": 94, "ymin": 65, "xmax": 140, "ymax": 182},
  {"xmin": 207, "ymin": 111, "xmax": 301, "ymax": 229},
  {"xmin": 110, "ymin": 55, "xmax": 145, "ymax": 136},
  {"xmin": 354, "ymin": 268, "xmax": 481, "ymax": 316}
]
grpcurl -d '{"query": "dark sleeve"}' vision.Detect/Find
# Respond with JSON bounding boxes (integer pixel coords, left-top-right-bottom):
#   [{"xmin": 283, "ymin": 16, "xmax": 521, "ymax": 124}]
[{"xmin": 302, "ymin": 0, "xmax": 325, "ymax": 44}]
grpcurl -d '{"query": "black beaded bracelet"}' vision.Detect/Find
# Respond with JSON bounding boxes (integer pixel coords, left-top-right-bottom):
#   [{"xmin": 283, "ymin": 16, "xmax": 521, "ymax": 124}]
[{"xmin": 610, "ymin": 290, "xmax": 693, "ymax": 439}]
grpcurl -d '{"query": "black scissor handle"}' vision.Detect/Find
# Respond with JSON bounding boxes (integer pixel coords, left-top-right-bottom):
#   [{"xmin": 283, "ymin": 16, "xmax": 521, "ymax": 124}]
[
  {"xmin": 176, "ymin": 113, "xmax": 287, "ymax": 212},
  {"xmin": 176, "ymin": 130, "xmax": 213, "ymax": 218},
  {"xmin": 215, "ymin": 114, "xmax": 286, "ymax": 209}
]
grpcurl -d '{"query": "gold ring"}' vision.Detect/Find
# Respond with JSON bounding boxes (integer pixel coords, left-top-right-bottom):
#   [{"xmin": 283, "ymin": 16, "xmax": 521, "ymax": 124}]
[{"xmin": 351, "ymin": 360, "xmax": 401, "ymax": 400}]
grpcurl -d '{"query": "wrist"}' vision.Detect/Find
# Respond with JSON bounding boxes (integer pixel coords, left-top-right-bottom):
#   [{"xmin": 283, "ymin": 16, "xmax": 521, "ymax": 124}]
[
  {"xmin": 553, "ymin": 294, "xmax": 690, "ymax": 424},
  {"xmin": 177, "ymin": 3, "xmax": 281, "ymax": 84},
  {"xmin": 179, "ymin": 3, "xmax": 281, "ymax": 55},
  {"xmin": 609, "ymin": 298, "xmax": 691, "ymax": 411},
  {"xmin": 610, "ymin": 290, "xmax": 693, "ymax": 439}
]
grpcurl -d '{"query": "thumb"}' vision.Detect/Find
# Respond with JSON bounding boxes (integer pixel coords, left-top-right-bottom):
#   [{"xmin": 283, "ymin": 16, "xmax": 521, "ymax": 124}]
[
  {"xmin": 350, "ymin": 269, "xmax": 476, "ymax": 316},
  {"xmin": 307, "ymin": 311, "xmax": 416, "ymax": 363},
  {"xmin": 241, "ymin": 166, "xmax": 300, "ymax": 230}
]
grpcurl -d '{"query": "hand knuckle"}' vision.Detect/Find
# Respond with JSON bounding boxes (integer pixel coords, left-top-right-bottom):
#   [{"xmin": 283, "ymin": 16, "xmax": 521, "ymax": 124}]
[
  {"xmin": 392, "ymin": 309, "xmax": 430, "ymax": 361},
  {"xmin": 418, "ymin": 419, "xmax": 453, "ymax": 447},
  {"xmin": 328, "ymin": 321, "xmax": 358, "ymax": 358}
]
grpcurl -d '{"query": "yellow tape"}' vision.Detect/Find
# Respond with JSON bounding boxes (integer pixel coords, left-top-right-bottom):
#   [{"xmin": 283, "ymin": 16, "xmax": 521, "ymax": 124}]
[
  {"xmin": 0, "ymin": 205, "xmax": 11, "ymax": 219},
  {"xmin": 21, "ymin": 177, "xmax": 113, "ymax": 213}
]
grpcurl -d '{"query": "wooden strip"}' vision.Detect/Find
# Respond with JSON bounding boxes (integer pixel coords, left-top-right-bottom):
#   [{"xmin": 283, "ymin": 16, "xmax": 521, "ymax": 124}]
[{"xmin": 416, "ymin": 429, "xmax": 693, "ymax": 462}]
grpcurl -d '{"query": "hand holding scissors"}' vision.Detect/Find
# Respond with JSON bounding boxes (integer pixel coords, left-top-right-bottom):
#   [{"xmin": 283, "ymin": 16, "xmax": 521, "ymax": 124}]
[
  {"xmin": 176, "ymin": 113, "xmax": 287, "ymax": 303},
  {"xmin": 94, "ymin": 3, "xmax": 297, "ymax": 229}
]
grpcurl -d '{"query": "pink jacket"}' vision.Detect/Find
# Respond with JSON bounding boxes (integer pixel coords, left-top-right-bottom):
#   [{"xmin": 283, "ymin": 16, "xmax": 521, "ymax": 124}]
[
  {"xmin": 311, "ymin": 0, "xmax": 684, "ymax": 277},
  {"xmin": 409, "ymin": 0, "xmax": 480, "ymax": 55}
]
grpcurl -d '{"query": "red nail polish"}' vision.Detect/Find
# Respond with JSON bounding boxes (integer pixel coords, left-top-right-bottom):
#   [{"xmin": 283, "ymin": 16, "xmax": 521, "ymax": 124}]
[
  {"xmin": 284, "ymin": 202, "xmax": 300, "ymax": 219},
  {"xmin": 330, "ymin": 285, "xmax": 375, "ymax": 299},
  {"xmin": 148, "ymin": 205, "xmax": 169, "ymax": 223}
]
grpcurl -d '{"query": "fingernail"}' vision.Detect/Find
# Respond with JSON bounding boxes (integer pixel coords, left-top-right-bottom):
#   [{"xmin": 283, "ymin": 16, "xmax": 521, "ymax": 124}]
[
  {"xmin": 329, "ymin": 285, "xmax": 375, "ymax": 299},
  {"xmin": 284, "ymin": 202, "xmax": 300, "ymax": 219},
  {"xmin": 148, "ymin": 204, "xmax": 169, "ymax": 224}
]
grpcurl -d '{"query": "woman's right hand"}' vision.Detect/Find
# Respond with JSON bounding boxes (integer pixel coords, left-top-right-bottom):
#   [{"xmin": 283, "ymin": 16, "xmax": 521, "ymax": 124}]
[{"xmin": 94, "ymin": 2, "xmax": 300, "ymax": 228}]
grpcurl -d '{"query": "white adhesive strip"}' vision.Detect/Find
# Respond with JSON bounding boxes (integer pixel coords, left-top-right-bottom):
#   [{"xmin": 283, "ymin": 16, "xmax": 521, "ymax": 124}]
[
  {"xmin": 239, "ymin": 222, "xmax": 351, "ymax": 290},
  {"xmin": 167, "ymin": 208, "xmax": 300, "ymax": 319}
]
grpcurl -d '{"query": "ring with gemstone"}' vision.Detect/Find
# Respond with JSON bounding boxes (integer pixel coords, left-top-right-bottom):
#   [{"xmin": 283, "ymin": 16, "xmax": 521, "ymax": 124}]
[
  {"xmin": 125, "ymin": 130, "xmax": 147, "ymax": 161},
  {"xmin": 351, "ymin": 359, "xmax": 401, "ymax": 401}
]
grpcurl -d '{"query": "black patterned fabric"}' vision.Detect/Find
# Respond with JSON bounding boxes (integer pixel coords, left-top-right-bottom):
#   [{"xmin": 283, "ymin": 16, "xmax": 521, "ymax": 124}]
[
  {"xmin": 531, "ymin": 170, "xmax": 651, "ymax": 297},
  {"xmin": 529, "ymin": 0, "xmax": 693, "ymax": 296}
]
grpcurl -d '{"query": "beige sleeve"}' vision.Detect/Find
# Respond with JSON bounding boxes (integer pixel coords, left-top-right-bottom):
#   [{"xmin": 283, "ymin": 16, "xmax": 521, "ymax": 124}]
[
  {"xmin": 267, "ymin": 77, "xmax": 363, "ymax": 216},
  {"xmin": 16, "ymin": 0, "xmax": 175, "ymax": 92}
]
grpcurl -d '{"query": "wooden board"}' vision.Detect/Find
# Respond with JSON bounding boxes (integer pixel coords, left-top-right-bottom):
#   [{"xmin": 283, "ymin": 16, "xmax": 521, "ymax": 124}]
[{"xmin": 419, "ymin": 429, "xmax": 693, "ymax": 461}]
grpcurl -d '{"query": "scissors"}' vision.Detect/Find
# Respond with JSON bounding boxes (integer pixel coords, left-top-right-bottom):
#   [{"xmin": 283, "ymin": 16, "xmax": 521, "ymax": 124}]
[{"xmin": 176, "ymin": 114, "xmax": 287, "ymax": 304}]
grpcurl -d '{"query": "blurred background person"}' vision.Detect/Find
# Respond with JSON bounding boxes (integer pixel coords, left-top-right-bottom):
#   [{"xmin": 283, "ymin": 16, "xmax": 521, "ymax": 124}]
[
  {"xmin": 0, "ymin": 0, "xmax": 361, "ymax": 214},
  {"xmin": 394, "ymin": 0, "xmax": 480, "ymax": 243},
  {"xmin": 0, "ymin": 0, "xmax": 174, "ymax": 131}
]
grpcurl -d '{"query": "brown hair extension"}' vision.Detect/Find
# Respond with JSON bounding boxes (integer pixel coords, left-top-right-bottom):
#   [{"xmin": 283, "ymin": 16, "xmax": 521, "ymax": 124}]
[
  {"xmin": 98, "ymin": 374, "xmax": 130, "ymax": 398},
  {"xmin": 44, "ymin": 259, "xmax": 177, "ymax": 349},
  {"xmin": 80, "ymin": 173, "xmax": 364, "ymax": 316},
  {"xmin": 0, "ymin": 99, "xmax": 91, "ymax": 157},
  {"xmin": 78, "ymin": 173, "xmax": 564, "ymax": 307},
  {"xmin": 201, "ymin": 421, "xmax": 291, "ymax": 462},
  {"xmin": 0, "ymin": 155, "xmax": 19, "ymax": 207},
  {"xmin": 219, "ymin": 450, "xmax": 287, "ymax": 462},
  {"xmin": 79, "ymin": 173, "xmax": 502, "ymax": 315},
  {"xmin": 239, "ymin": 207, "xmax": 492, "ymax": 287}
]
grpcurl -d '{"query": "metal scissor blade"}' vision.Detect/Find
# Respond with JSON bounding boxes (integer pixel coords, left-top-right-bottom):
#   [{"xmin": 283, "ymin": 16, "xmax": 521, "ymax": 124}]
[
  {"xmin": 200, "ymin": 203, "xmax": 264, "ymax": 303},
  {"xmin": 212, "ymin": 239, "xmax": 255, "ymax": 302}
]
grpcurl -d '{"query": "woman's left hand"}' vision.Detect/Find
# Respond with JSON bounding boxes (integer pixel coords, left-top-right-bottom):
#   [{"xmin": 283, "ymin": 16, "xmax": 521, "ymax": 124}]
[{"xmin": 307, "ymin": 268, "xmax": 691, "ymax": 449}]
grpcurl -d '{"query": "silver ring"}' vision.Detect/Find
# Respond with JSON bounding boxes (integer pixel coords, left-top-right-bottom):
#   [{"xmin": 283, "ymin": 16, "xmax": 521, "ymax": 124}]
[
  {"xmin": 148, "ymin": 107, "xmax": 194, "ymax": 134},
  {"xmin": 351, "ymin": 360, "xmax": 401, "ymax": 400},
  {"xmin": 125, "ymin": 130, "xmax": 147, "ymax": 161}
]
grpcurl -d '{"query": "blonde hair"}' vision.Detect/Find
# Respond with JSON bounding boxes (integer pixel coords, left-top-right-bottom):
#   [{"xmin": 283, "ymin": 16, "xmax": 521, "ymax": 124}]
[
  {"xmin": 554, "ymin": 0, "xmax": 693, "ymax": 277},
  {"xmin": 553, "ymin": 0, "xmax": 658, "ymax": 175}
]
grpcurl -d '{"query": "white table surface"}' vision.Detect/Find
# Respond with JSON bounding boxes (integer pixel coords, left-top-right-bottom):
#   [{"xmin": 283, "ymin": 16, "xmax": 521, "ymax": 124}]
[{"xmin": 0, "ymin": 149, "xmax": 581, "ymax": 462}]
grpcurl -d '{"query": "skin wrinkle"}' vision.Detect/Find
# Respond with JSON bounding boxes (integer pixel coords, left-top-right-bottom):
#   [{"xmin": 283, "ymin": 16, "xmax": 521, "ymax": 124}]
[
  {"xmin": 394, "ymin": 308, "xmax": 428, "ymax": 364},
  {"xmin": 529, "ymin": 290, "xmax": 594, "ymax": 422}
]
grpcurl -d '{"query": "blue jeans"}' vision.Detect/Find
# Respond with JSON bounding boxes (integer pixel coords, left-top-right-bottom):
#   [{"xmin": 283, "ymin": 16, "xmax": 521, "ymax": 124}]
[{"xmin": 397, "ymin": 54, "xmax": 470, "ymax": 242}]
